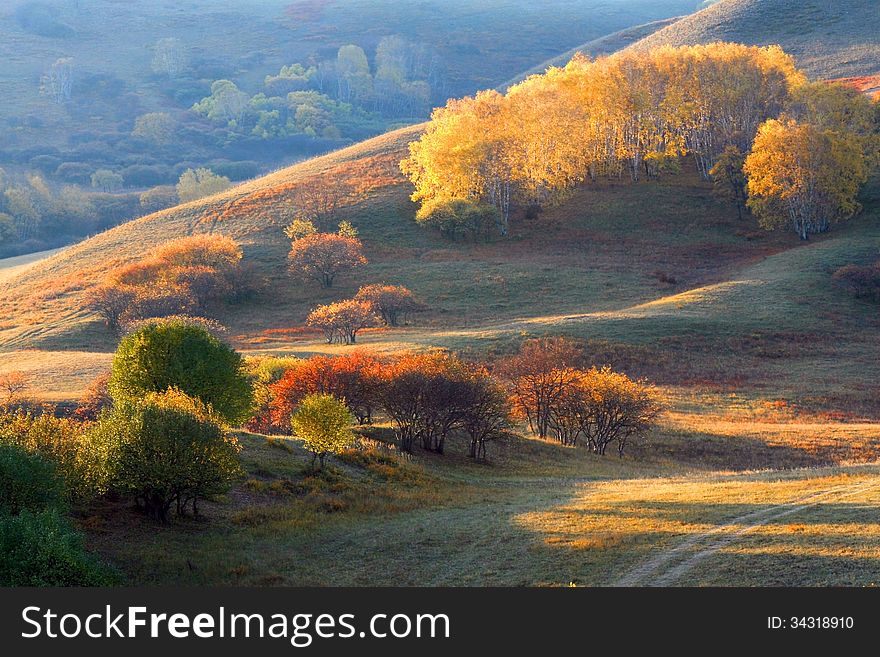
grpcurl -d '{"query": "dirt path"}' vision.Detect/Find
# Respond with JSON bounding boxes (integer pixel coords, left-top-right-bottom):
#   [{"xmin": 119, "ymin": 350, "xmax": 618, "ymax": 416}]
[{"xmin": 614, "ymin": 478, "xmax": 880, "ymax": 587}]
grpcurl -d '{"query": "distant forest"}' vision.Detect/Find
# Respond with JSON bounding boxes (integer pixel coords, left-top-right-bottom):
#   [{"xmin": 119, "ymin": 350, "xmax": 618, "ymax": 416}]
[{"xmin": 0, "ymin": 0, "xmax": 697, "ymax": 256}]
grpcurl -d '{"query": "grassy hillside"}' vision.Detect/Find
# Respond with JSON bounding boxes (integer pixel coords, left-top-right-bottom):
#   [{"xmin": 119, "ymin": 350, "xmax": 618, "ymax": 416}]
[
  {"xmin": 2, "ymin": 119, "xmax": 879, "ymax": 419},
  {"xmin": 4, "ymin": 3, "xmax": 880, "ymax": 589},
  {"xmin": 81, "ymin": 427, "xmax": 880, "ymax": 586},
  {"xmin": 627, "ymin": 0, "xmax": 880, "ymax": 78},
  {"xmin": 501, "ymin": 17, "xmax": 681, "ymax": 88}
]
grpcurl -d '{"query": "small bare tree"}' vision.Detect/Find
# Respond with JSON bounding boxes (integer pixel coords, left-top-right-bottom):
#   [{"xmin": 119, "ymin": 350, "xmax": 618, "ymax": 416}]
[{"xmin": 40, "ymin": 58, "xmax": 74, "ymax": 104}]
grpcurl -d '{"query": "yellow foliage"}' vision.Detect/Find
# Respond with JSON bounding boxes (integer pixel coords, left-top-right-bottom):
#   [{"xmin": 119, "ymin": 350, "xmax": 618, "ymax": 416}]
[
  {"xmin": 401, "ymin": 43, "xmax": 806, "ymax": 233},
  {"xmin": 744, "ymin": 117, "xmax": 868, "ymax": 239},
  {"xmin": 291, "ymin": 393, "xmax": 356, "ymax": 468}
]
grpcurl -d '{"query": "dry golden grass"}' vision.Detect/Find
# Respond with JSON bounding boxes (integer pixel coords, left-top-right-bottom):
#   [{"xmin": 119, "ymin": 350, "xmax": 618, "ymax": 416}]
[
  {"xmin": 0, "ymin": 349, "xmax": 110, "ymax": 402},
  {"xmin": 515, "ymin": 466, "xmax": 880, "ymax": 586}
]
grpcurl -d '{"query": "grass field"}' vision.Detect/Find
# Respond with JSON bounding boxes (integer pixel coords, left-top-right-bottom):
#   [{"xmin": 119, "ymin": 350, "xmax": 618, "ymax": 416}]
[
  {"xmin": 78, "ymin": 425, "xmax": 880, "ymax": 587},
  {"xmin": 2, "ymin": 2, "xmax": 880, "ymax": 585}
]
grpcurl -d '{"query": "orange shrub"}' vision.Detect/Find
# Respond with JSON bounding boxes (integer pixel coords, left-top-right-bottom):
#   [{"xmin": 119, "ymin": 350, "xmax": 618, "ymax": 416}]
[
  {"xmin": 268, "ymin": 352, "xmax": 382, "ymax": 431},
  {"xmin": 288, "ymin": 233, "xmax": 367, "ymax": 288}
]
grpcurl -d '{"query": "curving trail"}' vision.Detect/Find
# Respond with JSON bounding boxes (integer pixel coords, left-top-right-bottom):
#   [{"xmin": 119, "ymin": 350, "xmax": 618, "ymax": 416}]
[{"xmin": 614, "ymin": 479, "xmax": 880, "ymax": 587}]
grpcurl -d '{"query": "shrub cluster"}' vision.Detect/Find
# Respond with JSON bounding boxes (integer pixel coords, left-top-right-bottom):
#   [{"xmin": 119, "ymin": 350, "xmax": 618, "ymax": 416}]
[
  {"xmin": 497, "ymin": 338, "xmax": 663, "ymax": 455},
  {"xmin": 306, "ymin": 284, "xmax": 426, "ymax": 345},
  {"xmin": 258, "ymin": 350, "xmax": 512, "ymax": 459},
  {"xmin": 93, "ymin": 389, "xmax": 242, "ymax": 521},
  {"xmin": 833, "ymin": 261, "xmax": 880, "ymax": 302},
  {"xmin": 0, "ymin": 421, "xmax": 114, "ymax": 586},
  {"xmin": 261, "ymin": 342, "xmax": 659, "ymax": 460},
  {"xmin": 90, "ymin": 234, "xmax": 259, "ymax": 333}
]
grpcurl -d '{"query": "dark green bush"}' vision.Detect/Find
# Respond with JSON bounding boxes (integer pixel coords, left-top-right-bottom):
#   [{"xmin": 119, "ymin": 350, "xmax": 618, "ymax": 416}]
[
  {"xmin": 0, "ymin": 510, "xmax": 114, "ymax": 586},
  {"xmin": 94, "ymin": 389, "xmax": 242, "ymax": 521},
  {"xmin": 109, "ymin": 318, "xmax": 253, "ymax": 425},
  {"xmin": 0, "ymin": 444, "xmax": 65, "ymax": 515}
]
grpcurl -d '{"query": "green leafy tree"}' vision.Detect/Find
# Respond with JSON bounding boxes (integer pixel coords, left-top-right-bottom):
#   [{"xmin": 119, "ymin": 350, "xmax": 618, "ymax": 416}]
[
  {"xmin": 0, "ymin": 444, "xmax": 65, "ymax": 515},
  {"xmin": 0, "ymin": 510, "xmax": 115, "ymax": 585},
  {"xmin": 192, "ymin": 80, "xmax": 249, "ymax": 126},
  {"xmin": 0, "ymin": 213, "xmax": 17, "ymax": 245},
  {"xmin": 291, "ymin": 393, "xmax": 355, "ymax": 469},
  {"xmin": 151, "ymin": 38, "xmax": 186, "ymax": 78},
  {"xmin": 415, "ymin": 198, "xmax": 500, "ymax": 241},
  {"xmin": 108, "ymin": 318, "xmax": 253, "ymax": 425},
  {"xmin": 90, "ymin": 169, "xmax": 124, "ymax": 193},
  {"xmin": 95, "ymin": 388, "xmax": 242, "ymax": 520}
]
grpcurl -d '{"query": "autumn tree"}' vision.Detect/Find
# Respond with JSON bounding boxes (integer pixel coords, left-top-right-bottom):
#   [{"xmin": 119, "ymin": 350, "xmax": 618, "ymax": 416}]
[
  {"xmin": 243, "ymin": 356, "xmax": 301, "ymax": 433},
  {"xmin": 460, "ymin": 368, "xmax": 512, "ymax": 460},
  {"xmin": 73, "ymin": 372, "xmax": 112, "ymax": 422},
  {"xmin": 744, "ymin": 118, "xmax": 867, "ymax": 239},
  {"xmin": 354, "ymin": 284, "xmax": 425, "ymax": 326},
  {"xmin": 788, "ymin": 81, "xmax": 879, "ymax": 161},
  {"xmin": 307, "ymin": 299, "xmax": 379, "ymax": 344},
  {"xmin": 288, "ymin": 227, "xmax": 367, "ymax": 288},
  {"xmin": 291, "ymin": 393, "xmax": 355, "ymax": 470},
  {"xmin": 288, "ymin": 179, "xmax": 351, "ymax": 230},
  {"xmin": 0, "ymin": 371, "xmax": 30, "ymax": 407},
  {"xmin": 176, "ymin": 168, "xmax": 232, "ymax": 204},
  {"xmin": 91, "ymin": 234, "xmax": 252, "ymax": 331},
  {"xmin": 284, "ymin": 218, "xmax": 317, "ymax": 241},
  {"xmin": 577, "ymin": 367, "xmax": 663, "ymax": 456},
  {"xmin": 89, "ymin": 284, "xmax": 136, "ymax": 333},
  {"xmin": 496, "ymin": 337, "xmax": 583, "ymax": 438},
  {"xmin": 375, "ymin": 352, "xmax": 462, "ymax": 453},
  {"xmin": 268, "ymin": 352, "xmax": 381, "ymax": 430},
  {"xmin": 401, "ymin": 43, "xmax": 805, "ymax": 227},
  {"xmin": 709, "ymin": 146, "xmax": 748, "ymax": 220}
]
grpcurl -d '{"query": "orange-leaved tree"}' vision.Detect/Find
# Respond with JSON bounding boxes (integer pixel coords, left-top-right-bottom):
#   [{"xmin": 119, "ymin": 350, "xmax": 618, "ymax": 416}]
[
  {"xmin": 495, "ymin": 337, "xmax": 584, "ymax": 439},
  {"xmin": 354, "ymin": 284, "xmax": 426, "ymax": 326},
  {"xmin": 287, "ymin": 221, "xmax": 367, "ymax": 288},
  {"xmin": 269, "ymin": 352, "xmax": 382, "ymax": 430},
  {"xmin": 307, "ymin": 299, "xmax": 379, "ymax": 344}
]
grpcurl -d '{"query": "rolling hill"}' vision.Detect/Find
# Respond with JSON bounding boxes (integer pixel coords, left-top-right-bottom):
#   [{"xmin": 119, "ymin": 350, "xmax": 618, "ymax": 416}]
[
  {"xmin": 4, "ymin": 2, "xmax": 880, "ymax": 589},
  {"xmin": 500, "ymin": 17, "xmax": 682, "ymax": 88},
  {"xmin": 1, "ymin": 0, "xmax": 879, "ymax": 418},
  {"xmin": 627, "ymin": 0, "xmax": 880, "ymax": 78}
]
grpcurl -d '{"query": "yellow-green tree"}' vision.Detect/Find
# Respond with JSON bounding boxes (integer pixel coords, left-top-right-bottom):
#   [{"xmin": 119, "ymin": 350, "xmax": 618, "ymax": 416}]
[
  {"xmin": 291, "ymin": 393, "xmax": 355, "ymax": 469},
  {"xmin": 744, "ymin": 118, "xmax": 867, "ymax": 240}
]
